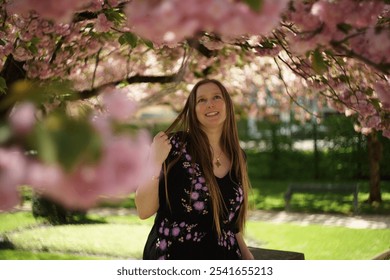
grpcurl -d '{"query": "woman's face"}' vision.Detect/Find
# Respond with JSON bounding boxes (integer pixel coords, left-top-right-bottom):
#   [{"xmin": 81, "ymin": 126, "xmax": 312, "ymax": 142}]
[{"xmin": 195, "ymin": 82, "xmax": 227, "ymax": 132}]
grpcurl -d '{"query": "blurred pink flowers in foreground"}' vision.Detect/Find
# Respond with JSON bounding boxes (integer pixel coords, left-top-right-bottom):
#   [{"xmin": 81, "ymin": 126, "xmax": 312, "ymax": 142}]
[
  {"xmin": 0, "ymin": 89, "xmax": 152, "ymax": 211},
  {"xmin": 9, "ymin": 102, "xmax": 37, "ymax": 135},
  {"xmin": 25, "ymin": 133, "xmax": 150, "ymax": 210}
]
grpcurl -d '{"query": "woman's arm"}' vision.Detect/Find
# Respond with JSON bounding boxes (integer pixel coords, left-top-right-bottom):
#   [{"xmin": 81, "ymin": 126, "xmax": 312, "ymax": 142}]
[
  {"xmin": 135, "ymin": 174, "xmax": 160, "ymax": 219},
  {"xmin": 135, "ymin": 132, "xmax": 172, "ymax": 219},
  {"xmin": 236, "ymin": 232, "xmax": 254, "ymax": 260}
]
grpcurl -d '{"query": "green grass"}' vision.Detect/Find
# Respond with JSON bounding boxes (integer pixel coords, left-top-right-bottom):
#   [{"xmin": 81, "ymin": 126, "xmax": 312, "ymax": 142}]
[
  {"xmin": 246, "ymin": 221, "xmax": 390, "ymax": 260},
  {"xmin": 7, "ymin": 223, "xmax": 150, "ymax": 259},
  {"xmin": 0, "ymin": 249, "xmax": 99, "ymax": 260},
  {"xmin": 1, "ymin": 212, "xmax": 389, "ymax": 260},
  {"xmin": 0, "ymin": 212, "xmax": 41, "ymax": 233}
]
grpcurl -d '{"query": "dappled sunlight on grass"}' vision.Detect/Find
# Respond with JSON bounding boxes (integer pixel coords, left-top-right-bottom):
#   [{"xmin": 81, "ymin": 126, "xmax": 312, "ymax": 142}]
[
  {"xmin": 247, "ymin": 179, "xmax": 390, "ymax": 215},
  {"xmin": 0, "ymin": 249, "xmax": 102, "ymax": 260},
  {"xmin": 0, "ymin": 212, "xmax": 41, "ymax": 233},
  {"xmin": 246, "ymin": 221, "xmax": 390, "ymax": 260},
  {"xmin": 8, "ymin": 223, "xmax": 149, "ymax": 259},
  {"xmin": 2, "ymin": 211, "xmax": 389, "ymax": 260}
]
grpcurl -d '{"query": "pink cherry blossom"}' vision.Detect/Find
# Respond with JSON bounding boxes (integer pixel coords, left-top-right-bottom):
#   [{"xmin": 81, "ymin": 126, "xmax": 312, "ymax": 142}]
[
  {"xmin": 101, "ymin": 88, "xmax": 138, "ymax": 121},
  {"xmin": 0, "ymin": 148, "xmax": 27, "ymax": 210},
  {"xmin": 8, "ymin": 102, "xmax": 37, "ymax": 135},
  {"xmin": 25, "ymin": 132, "xmax": 151, "ymax": 210},
  {"xmin": 6, "ymin": 0, "xmax": 90, "ymax": 23},
  {"xmin": 374, "ymin": 81, "xmax": 390, "ymax": 110},
  {"xmin": 125, "ymin": 0, "xmax": 288, "ymax": 44},
  {"xmin": 383, "ymin": 129, "xmax": 390, "ymax": 139},
  {"xmin": 107, "ymin": 0, "xmax": 119, "ymax": 7},
  {"xmin": 95, "ymin": 14, "xmax": 113, "ymax": 33}
]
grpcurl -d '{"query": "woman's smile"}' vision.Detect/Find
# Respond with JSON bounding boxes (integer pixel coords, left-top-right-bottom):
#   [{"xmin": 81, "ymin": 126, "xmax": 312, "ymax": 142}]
[{"xmin": 195, "ymin": 83, "xmax": 226, "ymax": 130}]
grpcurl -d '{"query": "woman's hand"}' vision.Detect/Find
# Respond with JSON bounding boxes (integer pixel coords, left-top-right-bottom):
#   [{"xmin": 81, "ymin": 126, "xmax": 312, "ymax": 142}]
[
  {"xmin": 135, "ymin": 132, "xmax": 171, "ymax": 220},
  {"xmin": 150, "ymin": 131, "xmax": 172, "ymax": 166},
  {"xmin": 235, "ymin": 232, "xmax": 255, "ymax": 260},
  {"xmin": 241, "ymin": 248, "xmax": 255, "ymax": 260}
]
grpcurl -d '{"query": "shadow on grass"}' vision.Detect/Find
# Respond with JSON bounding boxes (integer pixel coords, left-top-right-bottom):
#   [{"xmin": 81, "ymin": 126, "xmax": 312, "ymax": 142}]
[
  {"xmin": 248, "ymin": 180, "xmax": 390, "ymax": 215},
  {"xmin": 0, "ymin": 236, "xmax": 15, "ymax": 250},
  {"xmin": 66, "ymin": 215, "xmax": 107, "ymax": 225}
]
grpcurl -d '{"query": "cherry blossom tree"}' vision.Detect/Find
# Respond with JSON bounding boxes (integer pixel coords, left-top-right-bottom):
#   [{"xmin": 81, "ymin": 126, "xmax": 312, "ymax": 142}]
[{"xmin": 1, "ymin": 0, "xmax": 389, "ymax": 210}]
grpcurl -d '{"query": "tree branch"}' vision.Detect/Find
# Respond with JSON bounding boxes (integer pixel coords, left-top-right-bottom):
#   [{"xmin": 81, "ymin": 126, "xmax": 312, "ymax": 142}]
[
  {"xmin": 186, "ymin": 37, "xmax": 217, "ymax": 58},
  {"xmin": 330, "ymin": 41, "xmax": 390, "ymax": 75},
  {"xmin": 273, "ymin": 57, "xmax": 320, "ymax": 119},
  {"xmin": 79, "ymin": 73, "xmax": 183, "ymax": 100}
]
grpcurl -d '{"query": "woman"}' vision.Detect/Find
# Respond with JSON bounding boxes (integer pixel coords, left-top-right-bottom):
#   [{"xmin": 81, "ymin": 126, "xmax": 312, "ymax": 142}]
[{"xmin": 135, "ymin": 79, "xmax": 254, "ymax": 260}]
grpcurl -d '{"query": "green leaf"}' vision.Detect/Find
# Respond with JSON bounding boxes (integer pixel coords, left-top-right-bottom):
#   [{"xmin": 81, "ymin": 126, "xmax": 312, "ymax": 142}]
[
  {"xmin": 337, "ymin": 23, "xmax": 353, "ymax": 34},
  {"xmin": 30, "ymin": 37, "xmax": 40, "ymax": 45},
  {"xmin": 243, "ymin": 0, "xmax": 263, "ymax": 12},
  {"xmin": 0, "ymin": 77, "xmax": 7, "ymax": 95},
  {"xmin": 31, "ymin": 113, "xmax": 102, "ymax": 172},
  {"xmin": 0, "ymin": 123, "xmax": 11, "ymax": 144},
  {"xmin": 26, "ymin": 37, "xmax": 40, "ymax": 55},
  {"xmin": 371, "ymin": 98, "xmax": 381, "ymax": 110},
  {"xmin": 0, "ymin": 39, "xmax": 6, "ymax": 46},
  {"xmin": 143, "ymin": 39, "xmax": 154, "ymax": 49},
  {"xmin": 118, "ymin": 32, "xmax": 138, "ymax": 48},
  {"xmin": 105, "ymin": 9, "xmax": 125, "ymax": 26},
  {"xmin": 32, "ymin": 121, "xmax": 58, "ymax": 165},
  {"xmin": 27, "ymin": 44, "xmax": 38, "ymax": 54},
  {"xmin": 54, "ymin": 118, "xmax": 102, "ymax": 171},
  {"xmin": 260, "ymin": 40, "xmax": 274, "ymax": 49},
  {"xmin": 337, "ymin": 75, "xmax": 349, "ymax": 83},
  {"xmin": 311, "ymin": 49, "xmax": 328, "ymax": 75}
]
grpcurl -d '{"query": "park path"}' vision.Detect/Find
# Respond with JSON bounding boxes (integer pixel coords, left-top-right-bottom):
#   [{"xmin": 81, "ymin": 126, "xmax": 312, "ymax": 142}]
[
  {"xmin": 247, "ymin": 210, "xmax": 390, "ymax": 229},
  {"xmin": 86, "ymin": 207, "xmax": 390, "ymax": 229}
]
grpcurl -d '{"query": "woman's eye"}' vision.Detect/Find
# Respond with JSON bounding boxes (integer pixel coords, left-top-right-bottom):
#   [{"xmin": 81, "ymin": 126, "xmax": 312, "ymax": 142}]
[
  {"xmin": 197, "ymin": 99, "xmax": 206, "ymax": 103},
  {"xmin": 214, "ymin": 95, "xmax": 222, "ymax": 100}
]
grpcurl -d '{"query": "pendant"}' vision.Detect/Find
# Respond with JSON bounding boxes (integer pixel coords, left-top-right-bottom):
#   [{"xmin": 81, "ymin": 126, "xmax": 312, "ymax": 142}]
[{"xmin": 215, "ymin": 158, "xmax": 221, "ymax": 168}]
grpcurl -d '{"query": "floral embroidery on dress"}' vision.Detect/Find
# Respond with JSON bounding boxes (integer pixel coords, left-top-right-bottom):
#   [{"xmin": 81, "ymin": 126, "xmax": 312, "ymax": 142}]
[
  {"xmin": 155, "ymin": 218, "xmax": 206, "ymax": 259},
  {"xmin": 171, "ymin": 134, "xmax": 210, "ymax": 215},
  {"xmin": 182, "ymin": 173, "xmax": 209, "ymax": 215},
  {"xmin": 217, "ymin": 230, "xmax": 237, "ymax": 250},
  {"xmin": 224, "ymin": 184, "xmax": 243, "ymax": 224}
]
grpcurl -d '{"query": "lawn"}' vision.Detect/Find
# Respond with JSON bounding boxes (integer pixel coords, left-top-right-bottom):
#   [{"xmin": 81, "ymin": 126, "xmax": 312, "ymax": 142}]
[
  {"xmin": 246, "ymin": 221, "xmax": 390, "ymax": 260},
  {"xmin": 1, "ymin": 211, "xmax": 389, "ymax": 260}
]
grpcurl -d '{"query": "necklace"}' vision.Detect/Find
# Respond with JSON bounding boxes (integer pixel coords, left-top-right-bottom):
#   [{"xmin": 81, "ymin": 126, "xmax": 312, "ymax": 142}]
[{"xmin": 215, "ymin": 150, "xmax": 222, "ymax": 168}]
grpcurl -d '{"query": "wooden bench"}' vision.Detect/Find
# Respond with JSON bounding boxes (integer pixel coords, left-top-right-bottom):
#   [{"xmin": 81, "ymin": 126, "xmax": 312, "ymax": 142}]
[
  {"xmin": 249, "ymin": 247, "xmax": 305, "ymax": 260},
  {"xmin": 284, "ymin": 183, "xmax": 359, "ymax": 214}
]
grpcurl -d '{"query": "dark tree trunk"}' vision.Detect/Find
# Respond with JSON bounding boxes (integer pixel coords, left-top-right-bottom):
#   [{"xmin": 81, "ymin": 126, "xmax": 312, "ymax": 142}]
[
  {"xmin": 0, "ymin": 55, "xmax": 26, "ymax": 118},
  {"xmin": 313, "ymin": 120, "xmax": 319, "ymax": 179},
  {"xmin": 366, "ymin": 131, "xmax": 383, "ymax": 203}
]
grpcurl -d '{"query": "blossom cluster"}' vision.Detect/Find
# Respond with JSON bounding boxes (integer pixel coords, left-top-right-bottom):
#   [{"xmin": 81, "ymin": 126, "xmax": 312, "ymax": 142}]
[
  {"xmin": 125, "ymin": 0, "xmax": 288, "ymax": 44},
  {"xmin": 6, "ymin": 0, "xmax": 113, "ymax": 22},
  {"xmin": 285, "ymin": 0, "xmax": 389, "ymax": 65}
]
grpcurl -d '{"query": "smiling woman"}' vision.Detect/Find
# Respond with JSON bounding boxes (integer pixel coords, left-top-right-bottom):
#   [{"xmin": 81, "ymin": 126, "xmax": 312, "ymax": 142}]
[
  {"xmin": 135, "ymin": 79, "xmax": 253, "ymax": 260},
  {"xmin": 195, "ymin": 82, "xmax": 227, "ymax": 132}
]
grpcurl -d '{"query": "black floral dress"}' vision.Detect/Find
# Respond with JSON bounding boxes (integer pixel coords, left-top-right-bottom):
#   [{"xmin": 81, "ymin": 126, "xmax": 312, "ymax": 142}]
[{"xmin": 143, "ymin": 132, "xmax": 244, "ymax": 260}]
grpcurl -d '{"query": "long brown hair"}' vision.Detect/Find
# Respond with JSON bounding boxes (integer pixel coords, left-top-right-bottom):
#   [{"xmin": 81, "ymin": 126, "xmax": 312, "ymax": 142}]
[{"xmin": 164, "ymin": 79, "xmax": 250, "ymax": 236}]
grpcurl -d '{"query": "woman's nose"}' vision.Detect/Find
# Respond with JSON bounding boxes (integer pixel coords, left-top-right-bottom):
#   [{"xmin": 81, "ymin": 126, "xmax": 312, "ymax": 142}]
[{"xmin": 207, "ymin": 100, "xmax": 215, "ymax": 108}]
